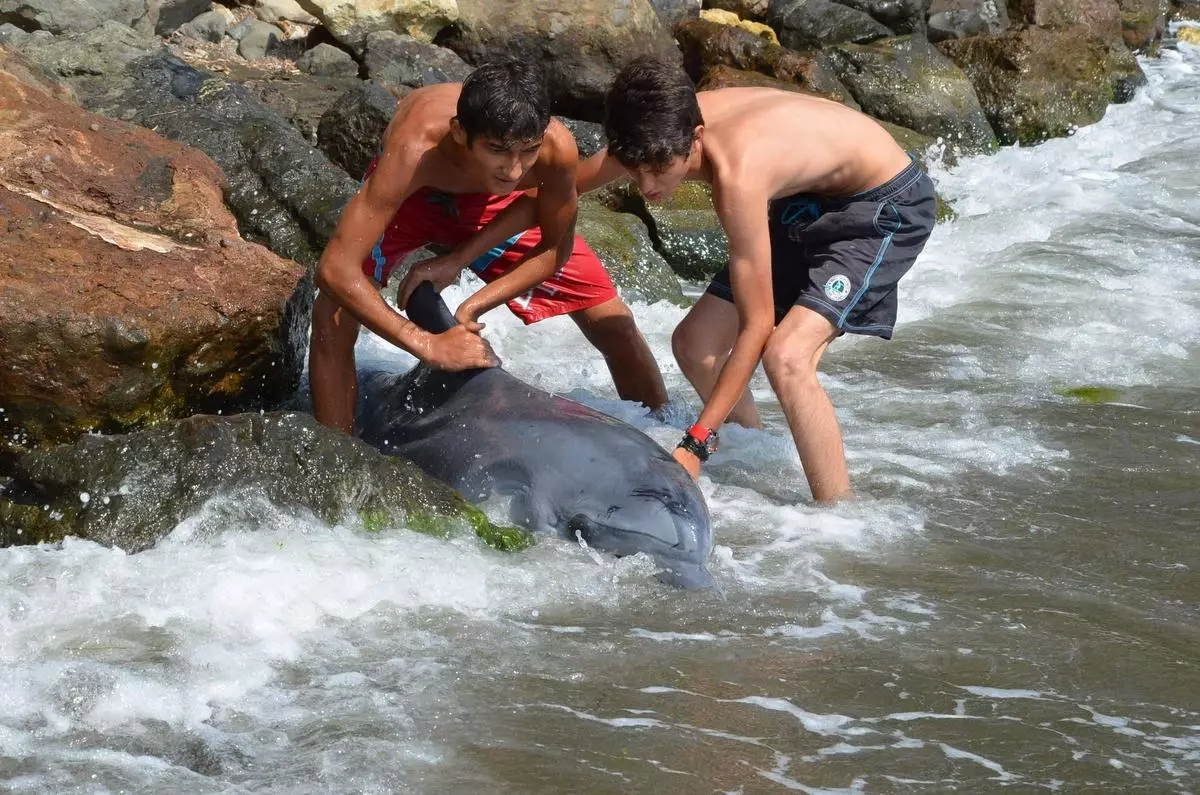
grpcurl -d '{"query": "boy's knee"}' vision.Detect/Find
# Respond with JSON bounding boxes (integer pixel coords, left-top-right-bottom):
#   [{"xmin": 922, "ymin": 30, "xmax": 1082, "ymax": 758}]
[
  {"xmin": 762, "ymin": 336, "xmax": 818, "ymax": 385},
  {"xmin": 671, "ymin": 320, "xmax": 702, "ymax": 366}
]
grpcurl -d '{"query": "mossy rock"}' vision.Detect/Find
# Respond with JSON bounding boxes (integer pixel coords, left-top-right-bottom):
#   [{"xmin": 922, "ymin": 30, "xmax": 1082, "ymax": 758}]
[
  {"xmin": 1056, "ymin": 385, "xmax": 1124, "ymax": 404},
  {"xmin": 1, "ymin": 412, "xmax": 530, "ymax": 553},
  {"xmin": 938, "ymin": 26, "xmax": 1144, "ymax": 146},
  {"xmin": 576, "ymin": 200, "xmax": 688, "ymax": 304}
]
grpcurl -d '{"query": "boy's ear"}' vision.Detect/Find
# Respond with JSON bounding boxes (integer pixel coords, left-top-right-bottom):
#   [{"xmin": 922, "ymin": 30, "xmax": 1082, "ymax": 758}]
[{"xmin": 450, "ymin": 117, "xmax": 468, "ymax": 146}]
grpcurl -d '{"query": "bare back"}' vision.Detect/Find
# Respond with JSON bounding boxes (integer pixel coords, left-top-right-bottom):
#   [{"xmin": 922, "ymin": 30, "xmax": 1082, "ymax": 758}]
[{"xmin": 694, "ymin": 88, "xmax": 912, "ymax": 201}]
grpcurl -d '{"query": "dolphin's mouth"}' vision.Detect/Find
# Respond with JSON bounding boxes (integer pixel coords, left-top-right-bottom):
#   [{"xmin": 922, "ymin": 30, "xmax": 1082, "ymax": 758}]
[{"xmin": 566, "ymin": 514, "xmax": 713, "ymax": 590}]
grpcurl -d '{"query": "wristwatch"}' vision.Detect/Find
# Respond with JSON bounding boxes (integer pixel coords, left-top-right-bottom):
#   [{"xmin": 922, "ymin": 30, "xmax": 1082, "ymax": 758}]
[{"xmin": 677, "ymin": 423, "xmax": 719, "ymax": 462}]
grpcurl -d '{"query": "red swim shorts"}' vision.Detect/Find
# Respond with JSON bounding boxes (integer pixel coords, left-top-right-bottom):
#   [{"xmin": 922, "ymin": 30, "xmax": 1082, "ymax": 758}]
[{"xmin": 361, "ymin": 178, "xmax": 617, "ymax": 325}]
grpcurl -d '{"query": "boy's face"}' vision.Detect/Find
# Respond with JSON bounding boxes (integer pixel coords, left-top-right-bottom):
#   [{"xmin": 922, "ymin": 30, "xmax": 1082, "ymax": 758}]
[
  {"xmin": 625, "ymin": 132, "xmax": 701, "ymax": 203},
  {"xmin": 466, "ymin": 134, "xmax": 544, "ymax": 195}
]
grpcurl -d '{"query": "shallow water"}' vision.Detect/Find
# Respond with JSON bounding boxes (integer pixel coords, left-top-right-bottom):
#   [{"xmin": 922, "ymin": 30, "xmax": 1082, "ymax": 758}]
[{"xmin": 3, "ymin": 46, "xmax": 1199, "ymax": 794}]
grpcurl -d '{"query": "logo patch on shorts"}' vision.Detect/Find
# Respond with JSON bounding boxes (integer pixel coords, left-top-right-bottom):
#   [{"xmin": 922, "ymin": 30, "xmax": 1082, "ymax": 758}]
[{"xmin": 824, "ymin": 274, "xmax": 852, "ymax": 302}]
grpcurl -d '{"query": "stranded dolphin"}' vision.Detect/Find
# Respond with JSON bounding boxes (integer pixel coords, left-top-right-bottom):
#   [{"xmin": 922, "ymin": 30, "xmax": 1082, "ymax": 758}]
[{"xmin": 356, "ymin": 282, "xmax": 714, "ymax": 588}]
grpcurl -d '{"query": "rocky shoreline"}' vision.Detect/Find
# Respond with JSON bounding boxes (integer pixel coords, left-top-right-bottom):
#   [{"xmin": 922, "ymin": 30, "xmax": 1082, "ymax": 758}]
[{"xmin": 0, "ymin": 0, "xmax": 1194, "ymax": 550}]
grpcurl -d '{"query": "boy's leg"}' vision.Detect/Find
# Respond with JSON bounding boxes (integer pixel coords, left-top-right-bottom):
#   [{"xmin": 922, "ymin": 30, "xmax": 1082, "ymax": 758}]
[
  {"xmin": 761, "ymin": 305, "xmax": 848, "ymax": 503},
  {"xmin": 672, "ymin": 292, "xmax": 762, "ymax": 429},
  {"xmin": 309, "ymin": 290, "xmax": 362, "ymax": 435},
  {"xmin": 569, "ymin": 297, "xmax": 668, "ymax": 410},
  {"xmin": 477, "ymin": 230, "xmax": 670, "ymax": 408}
]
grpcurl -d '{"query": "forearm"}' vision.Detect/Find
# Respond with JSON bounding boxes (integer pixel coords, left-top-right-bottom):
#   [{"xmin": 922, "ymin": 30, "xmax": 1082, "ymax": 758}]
[
  {"xmin": 459, "ymin": 241, "xmax": 559, "ymax": 316},
  {"xmin": 445, "ymin": 194, "xmax": 538, "ymax": 268},
  {"xmin": 698, "ymin": 325, "xmax": 773, "ymax": 431},
  {"xmin": 316, "ymin": 253, "xmax": 432, "ymax": 355}
]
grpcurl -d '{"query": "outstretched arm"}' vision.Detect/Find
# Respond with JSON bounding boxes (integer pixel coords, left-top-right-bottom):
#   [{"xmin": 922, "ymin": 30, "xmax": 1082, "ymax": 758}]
[
  {"xmin": 577, "ymin": 147, "xmax": 629, "ymax": 195},
  {"xmin": 315, "ymin": 145, "xmax": 496, "ymax": 370},
  {"xmin": 675, "ymin": 177, "xmax": 775, "ymax": 476}
]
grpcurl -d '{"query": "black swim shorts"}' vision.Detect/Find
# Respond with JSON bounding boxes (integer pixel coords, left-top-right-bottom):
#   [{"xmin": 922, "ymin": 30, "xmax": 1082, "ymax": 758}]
[{"xmin": 706, "ymin": 156, "xmax": 936, "ymax": 339}]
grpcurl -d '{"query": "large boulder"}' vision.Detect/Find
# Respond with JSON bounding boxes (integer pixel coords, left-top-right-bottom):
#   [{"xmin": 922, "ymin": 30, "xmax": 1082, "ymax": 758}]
[
  {"xmin": 1007, "ymin": 0, "xmax": 1123, "ymax": 39},
  {"xmin": 938, "ymin": 25, "xmax": 1142, "ymax": 145},
  {"xmin": 927, "ymin": 0, "xmax": 1011, "ymax": 42},
  {"xmin": 296, "ymin": 42, "xmax": 360, "ymax": 77},
  {"xmin": 1116, "ymin": 0, "xmax": 1167, "ymax": 50},
  {"xmin": 12, "ymin": 29, "xmax": 360, "ymax": 269},
  {"xmin": 156, "ymin": 0, "xmax": 213, "ymax": 34},
  {"xmin": 317, "ymin": 80, "xmax": 403, "ymax": 178},
  {"xmin": 0, "ymin": 412, "xmax": 531, "ymax": 551},
  {"xmin": 766, "ymin": 0, "xmax": 894, "ymax": 49},
  {"xmin": 0, "ymin": 0, "xmax": 158, "ymax": 35},
  {"xmin": 837, "ymin": 0, "xmax": 928, "ymax": 34},
  {"xmin": 598, "ymin": 183, "xmax": 729, "ymax": 282},
  {"xmin": 435, "ymin": 0, "xmax": 682, "ymax": 121},
  {"xmin": 363, "ymin": 29, "xmax": 471, "ymax": 88},
  {"xmin": 649, "ymin": 0, "xmax": 702, "ymax": 26},
  {"xmin": 575, "ymin": 201, "xmax": 687, "ymax": 305},
  {"xmin": 0, "ymin": 51, "xmax": 308, "ymax": 459},
  {"xmin": 827, "ymin": 35, "xmax": 998, "ymax": 153},
  {"xmin": 675, "ymin": 18, "xmax": 857, "ymax": 106},
  {"xmin": 292, "ymin": 0, "xmax": 459, "ymax": 52}
]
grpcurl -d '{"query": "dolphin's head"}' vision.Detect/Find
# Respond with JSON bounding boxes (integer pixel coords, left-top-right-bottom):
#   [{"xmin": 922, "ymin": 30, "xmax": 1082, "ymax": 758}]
[{"xmin": 564, "ymin": 453, "xmax": 714, "ymax": 589}]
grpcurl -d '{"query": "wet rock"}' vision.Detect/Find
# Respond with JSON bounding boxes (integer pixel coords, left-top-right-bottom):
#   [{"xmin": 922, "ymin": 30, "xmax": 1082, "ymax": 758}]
[
  {"xmin": 838, "ymin": 0, "xmax": 928, "ymax": 34},
  {"xmin": 827, "ymin": 35, "xmax": 998, "ymax": 153},
  {"xmin": 675, "ymin": 18, "xmax": 857, "ymax": 106},
  {"xmin": 767, "ymin": 0, "xmax": 894, "ymax": 49},
  {"xmin": 8, "ymin": 19, "xmax": 161, "ymax": 86},
  {"xmin": 1, "ymin": 412, "xmax": 531, "ymax": 552},
  {"xmin": 605, "ymin": 183, "xmax": 729, "ymax": 282},
  {"xmin": 938, "ymin": 25, "xmax": 1143, "ymax": 145},
  {"xmin": 0, "ymin": 51, "xmax": 308, "ymax": 457},
  {"xmin": 13, "ymin": 31, "xmax": 359, "ymax": 268},
  {"xmin": 317, "ymin": 81, "xmax": 401, "ymax": 178},
  {"xmin": 297, "ymin": 41, "xmax": 358, "ymax": 76},
  {"xmin": 363, "ymin": 30, "xmax": 470, "ymax": 88},
  {"xmin": 436, "ymin": 0, "xmax": 681, "ymax": 122},
  {"xmin": 927, "ymin": 0, "xmax": 1010, "ymax": 40},
  {"xmin": 575, "ymin": 201, "xmax": 686, "ymax": 305},
  {"xmin": 559, "ymin": 117, "xmax": 607, "ymax": 158},
  {"xmin": 237, "ymin": 20, "xmax": 284, "ymax": 59},
  {"xmin": 699, "ymin": 7, "xmax": 779, "ymax": 42},
  {"xmin": 294, "ymin": 0, "xmax": 459, "ymax": 53}
]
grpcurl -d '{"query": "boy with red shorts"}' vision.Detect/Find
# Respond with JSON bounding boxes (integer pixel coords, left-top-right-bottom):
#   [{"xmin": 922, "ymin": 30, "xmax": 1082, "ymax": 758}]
[{"xmin": 310, "ymin": 60, "xmax": 667, "ymax": 435}]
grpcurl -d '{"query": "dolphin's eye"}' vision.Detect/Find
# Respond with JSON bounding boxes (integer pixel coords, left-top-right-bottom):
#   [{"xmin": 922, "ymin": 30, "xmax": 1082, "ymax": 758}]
[{"xmin": 630, "ymin": 487, "xmax": 689, "ymax": 517}]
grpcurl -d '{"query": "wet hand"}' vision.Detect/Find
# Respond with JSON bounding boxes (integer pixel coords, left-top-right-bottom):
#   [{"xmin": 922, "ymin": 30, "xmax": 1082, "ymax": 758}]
[
  {"xmin": 396, "ymin": 255, "xmax": 463, "ymax": 311},
  {"xmin": 672, "ymin": 446, "xmax": 702, "ymax": 480},
  {"xmin": 425, "ymin": 324, "xmax": 499, "ymax": 372},
  {"xmin": 453, "ymin": 301, "xmax": 481, "ymax": 327}
]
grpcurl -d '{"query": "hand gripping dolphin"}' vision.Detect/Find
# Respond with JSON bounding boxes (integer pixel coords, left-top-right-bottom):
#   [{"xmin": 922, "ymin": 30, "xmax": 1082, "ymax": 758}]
[{"xmin": 357, "ymin": 282, "xmax": 715, "ymax": 588}]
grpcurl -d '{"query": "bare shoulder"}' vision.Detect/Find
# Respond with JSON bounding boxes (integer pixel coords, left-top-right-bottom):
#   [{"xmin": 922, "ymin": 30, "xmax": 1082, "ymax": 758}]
[
  {"xmin": 536, "ymin": 117, "xmax": 581, "ymax": 170},
  {"xmin": 379, "ymin": 84, "xmax": 460, "ymax": 162}
]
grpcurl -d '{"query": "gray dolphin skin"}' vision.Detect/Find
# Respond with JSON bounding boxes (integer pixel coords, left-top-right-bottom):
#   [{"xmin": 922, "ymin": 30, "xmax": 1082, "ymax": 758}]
[{"xmin": 357, "ymin": 282, "xmax": 714, "ymax": 588}]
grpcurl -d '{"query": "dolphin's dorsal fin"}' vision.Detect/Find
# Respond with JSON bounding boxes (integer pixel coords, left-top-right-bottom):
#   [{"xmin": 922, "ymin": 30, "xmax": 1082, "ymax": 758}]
[{"xmin": 405, "ymin": 280, "xmax": 458, "ymax": 334}]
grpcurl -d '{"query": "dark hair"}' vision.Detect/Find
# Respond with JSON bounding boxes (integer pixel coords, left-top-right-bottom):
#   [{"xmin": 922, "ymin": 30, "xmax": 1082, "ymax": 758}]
[
  {"xmin": 456, "ymin": 59, "xmax": 550, "ymax": 145},
  {"xmin": 605, "ymin": 56, "xmax": 704, "ymax": 169}
]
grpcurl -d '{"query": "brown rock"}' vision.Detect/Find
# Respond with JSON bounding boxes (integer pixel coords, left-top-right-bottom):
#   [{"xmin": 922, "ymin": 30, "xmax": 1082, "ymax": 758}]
[
  {"xmin": 0, "ymin": 51, "xmax": 307, "ymax": 458},
  {"xmin": 676, "ymin": 18, "xmax": 857, "ymax": 106}
]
